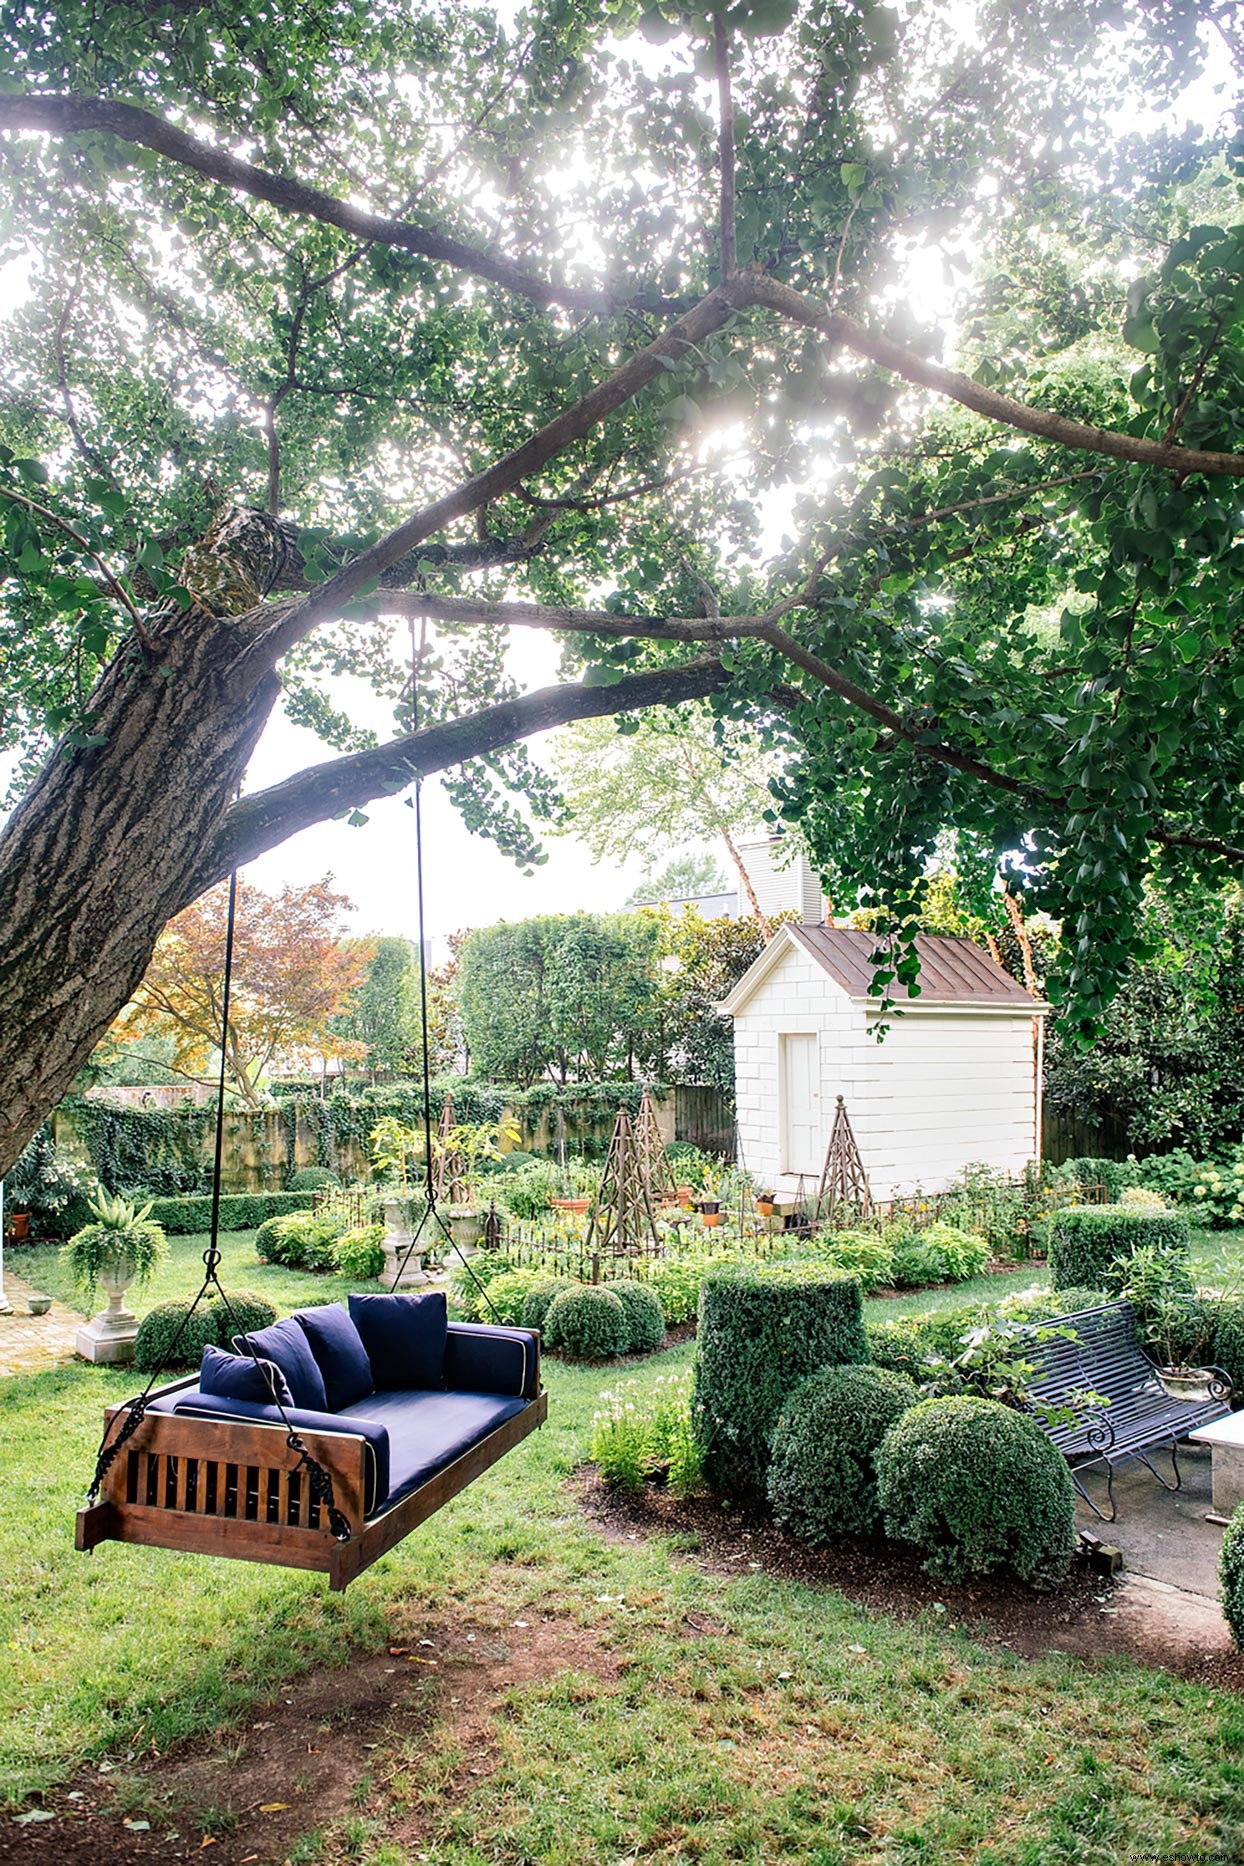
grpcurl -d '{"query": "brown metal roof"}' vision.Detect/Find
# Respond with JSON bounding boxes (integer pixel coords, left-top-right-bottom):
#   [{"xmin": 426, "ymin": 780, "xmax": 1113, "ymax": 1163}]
[{"xmin": 790, "ymin": 925, "xmax": 1040, "ymax": 1005}]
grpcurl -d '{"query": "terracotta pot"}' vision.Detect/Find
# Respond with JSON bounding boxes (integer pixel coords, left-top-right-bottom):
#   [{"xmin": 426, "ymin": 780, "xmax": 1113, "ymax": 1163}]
[
  {"xmin": 551, "ymin": 1197, "xmax": 590, "ymax": 1215},
  {"xmin": 756, "ymin": 1199, "xmax": 775, "ymax": 1217},
  {"xmin": 9, "ymin": 1211, "xmax": 30, "ymax": 1241},
  {"xmin": 677, "ymin": 1186, "xmax": 695, "ymax": 1208},
  {"xmin": 697, "ymin": 1201, "xmax": 723, "ymax": 1227}
]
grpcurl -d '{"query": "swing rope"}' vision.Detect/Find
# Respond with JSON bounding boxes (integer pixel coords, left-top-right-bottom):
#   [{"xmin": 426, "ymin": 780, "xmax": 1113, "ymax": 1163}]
[
  {"xmin": 387, "ymin": 618, "xmax": 502, "ymax": 1323},
  {"xmin": 87, "ymin": 870, "xmax": 351, "ymax": 1542}
]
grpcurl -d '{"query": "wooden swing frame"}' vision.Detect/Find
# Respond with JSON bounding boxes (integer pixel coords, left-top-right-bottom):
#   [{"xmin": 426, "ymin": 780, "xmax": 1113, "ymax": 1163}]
[{"xmin": 77, "ymin": 1377, "xmax": 548, "ymax": 1591}]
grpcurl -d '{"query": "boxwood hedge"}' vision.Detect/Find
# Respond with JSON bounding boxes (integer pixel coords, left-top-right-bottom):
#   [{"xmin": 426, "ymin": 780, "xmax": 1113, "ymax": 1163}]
[
  {"xmin": 1048, "ymin": 1205, "xmax": 1189, "ymax": 1292},
  {"xmin": 692, "ymin": 1267, "xmax": 868, "ymax": 1502},
  {"xmin": 142, "ymin": 1190, "xmax": 316, "ymax": 1235},
  {"xmin": 134, "ymin": 1289, "xmax": 278, "ymax": 1371},
  {"xmin": 877, "ymin": 1396, "xmax": 1076, "ymax": 1586},
  {"xmin": 768, "ymin": 1364, "xmax": 920, "ymax": 1541}
]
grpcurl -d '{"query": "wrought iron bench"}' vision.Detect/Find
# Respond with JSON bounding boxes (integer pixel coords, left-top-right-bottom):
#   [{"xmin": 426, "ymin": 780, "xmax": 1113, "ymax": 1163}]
[{"xmin": 1019, "ymin": 1301, "xmax": 1233, "ymax": 1521}]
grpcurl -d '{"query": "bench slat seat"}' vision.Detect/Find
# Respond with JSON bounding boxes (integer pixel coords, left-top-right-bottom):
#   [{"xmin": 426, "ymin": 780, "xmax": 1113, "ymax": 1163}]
[{"xmin": 1018, "ymin": 1301, "xmax": 1232, "ymax": 1520}]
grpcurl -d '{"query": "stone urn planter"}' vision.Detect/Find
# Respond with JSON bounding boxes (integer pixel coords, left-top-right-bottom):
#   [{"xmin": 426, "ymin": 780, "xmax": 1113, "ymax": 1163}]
[
  {"xmin": 65, "ymin": 1194, "xmax": 168, "ymax": 1367},
  {"xmin": 27, "ymin": 1296, "xmax": 52, "ymax": 1317},
  {"xmin": 75, "ymin": 1255, "xmax": 141, "ymax": 1365},
  {"xmin": 381, "ymin": 1195, "xmax": 428, "ymax": 1288},
  {"xmin": 448, "ymin": 1209, "xmax": 484, "ymax": 1254},
  {"xmin": 1157, "ymin": 1366, "xmax": 1218, "ymax": 1404}
]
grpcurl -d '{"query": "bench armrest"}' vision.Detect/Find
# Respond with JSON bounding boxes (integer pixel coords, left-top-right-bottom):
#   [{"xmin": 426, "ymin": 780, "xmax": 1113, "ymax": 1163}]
[
  {"xmin": 1204, "ymin": 1366, "xmax": 1235, "ymax": 1404},
  {"xmin": 444, "ymin": 1323, "xmax": 540, "ymax": 1399},
  {"xmin": 173, "ymin": 1392, "xmax": 389, "ymax": 1515}
]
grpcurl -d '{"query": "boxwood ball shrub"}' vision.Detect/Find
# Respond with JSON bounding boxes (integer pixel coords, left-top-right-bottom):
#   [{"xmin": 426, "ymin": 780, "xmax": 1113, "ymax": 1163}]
[
  {"xmin": 520, "ymin": 1276, "xmax": 578, "ymax": 1334},
  {"xmin": 1220, "ymin": 1502, "xmax": 1244, "ymax": 1650},
  {"xmin": 877, "ymin": 1396, "xmax": 1076, "ymax": 1586},
  {"xmin": 604, "ymin": 1280, "xmax": 666, "ymax": 1353},
  {"xmin": 768, "ymin": 1364, "xmax": 920, "ymax": 1541},
  {"xmin": 693, "ymin": 1268, "xmax": 868, "ymax": 1502},
  {"xmin": 134, "ymin": 1289, "xmax": 277, "ymax": 1371},
  {"xmin": 1048, "ymin": 1205, "xmax": 1190, "ymax": 1292},
  {"xmin": 479, "ymin": 1267, "xmax": 546, "ymax": 1326},
  {"xmin": 543, "ymin": 1285, "xmax": 630, "ymax": 1360},
  {"xmin": 287, "ymin": 1166, "xmax": 341, "ymax": 1191}
]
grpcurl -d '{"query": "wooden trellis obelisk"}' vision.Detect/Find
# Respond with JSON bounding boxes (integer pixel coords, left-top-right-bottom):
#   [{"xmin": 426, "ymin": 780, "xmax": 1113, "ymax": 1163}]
[
  {"xmin": 555, "ymin": 1104, "xmax": 570, "ymax": 1197},
  {"xmin": 585, "ymin": 1108, "xmax": 661, "ymax": 1260},
  {"xmin": 431, "ymin": 1089, "xmax": 468, "ymax": 1205},
  {"xmin": 814, "ymin": 1096, "xmax": 873, "ymax": 1224},
  {"xmin": 633, "ymin": 1087, "xmax": 675, "ymax": 1202}
]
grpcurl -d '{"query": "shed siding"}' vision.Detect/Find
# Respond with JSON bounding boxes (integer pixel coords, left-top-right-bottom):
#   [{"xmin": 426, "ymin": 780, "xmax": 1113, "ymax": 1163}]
[{"xmin": 732, "ymin": 945, "xmax": 1037, "ymax": 1202}]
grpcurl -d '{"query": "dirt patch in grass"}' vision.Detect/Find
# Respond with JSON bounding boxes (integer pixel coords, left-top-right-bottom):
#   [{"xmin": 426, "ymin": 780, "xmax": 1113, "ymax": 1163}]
[
  {"xmin": 582, "ymin": 1472, "xmax": 1244, "ymax": 1692},
  {"xmin": 0, "ymin": 1613, "xmax": 612, "ymax": 1866}
]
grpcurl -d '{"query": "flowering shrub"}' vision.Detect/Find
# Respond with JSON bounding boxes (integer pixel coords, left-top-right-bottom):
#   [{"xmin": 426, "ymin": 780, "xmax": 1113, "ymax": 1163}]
[
  {"xmin": 1189, "ymin": 1153, "xmax": 1244, "ymax": 1227},
  {"xmin": 590, "ymin": 1373, "xmax": 704, "ymax": 1498}
]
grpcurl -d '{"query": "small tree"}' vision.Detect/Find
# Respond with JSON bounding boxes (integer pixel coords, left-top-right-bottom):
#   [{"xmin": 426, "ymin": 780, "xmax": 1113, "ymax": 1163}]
[
  {"xmin": 334, "ymin": 936, "xmax": 421, "ymax": 1080},
  {"xmin": 122, "ymin": 878, "xmax": 370, "ymax": 1109}
]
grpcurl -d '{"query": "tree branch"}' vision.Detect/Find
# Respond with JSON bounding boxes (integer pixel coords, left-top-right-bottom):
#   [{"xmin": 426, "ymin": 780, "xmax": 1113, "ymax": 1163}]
[
  {"xmin": 236, "ymin": 283, "xmax": 740, "ymax": 671},
  {"xmin": 742, "ymin": 273, "xmax": 1244, "ymax": 479},
  {"xmin": 195, "ymin": 656, "xmax": 731, "ymax": 889},
  {"xmin": 0, "ymin": 93, "xmax": 672, "ymax": 316}
]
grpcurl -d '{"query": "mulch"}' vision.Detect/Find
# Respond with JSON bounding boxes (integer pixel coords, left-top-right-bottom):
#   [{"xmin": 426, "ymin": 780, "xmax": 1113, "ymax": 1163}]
[{"xmin": 580, "ymin": 1469, "xmax": 1244, "ymax": 1692}]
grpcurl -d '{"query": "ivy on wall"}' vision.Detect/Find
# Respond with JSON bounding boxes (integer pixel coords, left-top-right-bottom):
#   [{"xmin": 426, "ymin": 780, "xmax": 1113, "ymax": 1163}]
[
  {"xmin": 65, "ymin": 1096, "xmax": 214, "ymax": 1194},
  {"xmin": 60, "ymin": 1080, "xmax": 669, "ymax": 1192}
]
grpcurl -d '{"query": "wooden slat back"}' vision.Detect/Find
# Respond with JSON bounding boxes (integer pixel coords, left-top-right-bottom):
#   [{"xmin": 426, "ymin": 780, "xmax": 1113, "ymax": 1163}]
[{"xmin": 92, "ymin": 1403, "xmax": 368, "ymax": 1553}]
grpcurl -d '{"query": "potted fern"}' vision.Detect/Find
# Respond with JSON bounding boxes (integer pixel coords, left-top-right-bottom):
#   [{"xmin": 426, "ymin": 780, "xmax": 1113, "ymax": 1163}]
[{"xmin": 62, "ymin": 1192, "xmax": 168, "ymax": 1365}]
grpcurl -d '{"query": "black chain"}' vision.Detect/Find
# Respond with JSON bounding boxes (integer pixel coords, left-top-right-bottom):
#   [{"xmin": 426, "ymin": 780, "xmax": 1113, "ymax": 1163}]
[{"xmin": 87, "ymin": 869, "xmax": 351, "ymax": 1544}]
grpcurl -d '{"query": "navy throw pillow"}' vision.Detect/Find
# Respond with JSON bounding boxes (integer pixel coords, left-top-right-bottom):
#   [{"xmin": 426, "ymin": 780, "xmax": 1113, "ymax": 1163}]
[
  {"xmin": 348, "ymin": 1291, "xmax": 447, "ymax": 1391},
  {"xmin": 200, "ymin": 1343, "xmax": 293, "ymax": 1407},
  {"xmin": 233, "ymin": 1316, "xmax": 327, "ymax": 1412},
  {"xmin": 295, "ymin": 1303, "xmax": 374, "ymax": 1412}
]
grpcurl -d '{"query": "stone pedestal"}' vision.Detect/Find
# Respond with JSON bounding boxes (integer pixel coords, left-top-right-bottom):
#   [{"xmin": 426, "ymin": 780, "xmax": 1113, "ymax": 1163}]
[
  {"xmin": 75, "ymin": 1284, "xmax": 138, "ymax": 1364},
  {"xmin": 382, "ymin": 1197, "xmax": 428, "ymax": 1289}
]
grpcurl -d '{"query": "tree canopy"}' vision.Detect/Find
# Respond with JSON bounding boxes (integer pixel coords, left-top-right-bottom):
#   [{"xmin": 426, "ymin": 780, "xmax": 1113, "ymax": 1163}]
[
  {"xmin": 120, "ymin": 876, "xmax": 369, "ymax": 1107},
  {"xmin": 0, "ymin": 0, "xmax": 1241, "ymax": 1173}
]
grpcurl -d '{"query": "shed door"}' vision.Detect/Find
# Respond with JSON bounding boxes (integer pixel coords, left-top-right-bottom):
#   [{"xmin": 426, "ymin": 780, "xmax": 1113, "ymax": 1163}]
[{"xmin": 780, "ymin": 1032, "xmax": 820, "ymax": 1174}]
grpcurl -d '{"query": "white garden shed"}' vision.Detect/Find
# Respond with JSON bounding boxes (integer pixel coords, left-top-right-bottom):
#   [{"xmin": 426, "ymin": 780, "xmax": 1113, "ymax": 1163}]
[{"xmin": 719, "ymin": 925, "xmax": 1049, "ymax": 1204}]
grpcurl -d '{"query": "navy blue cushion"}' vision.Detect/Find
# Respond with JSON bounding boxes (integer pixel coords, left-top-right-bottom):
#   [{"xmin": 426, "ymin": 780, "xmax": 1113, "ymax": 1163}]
[
  {"xmin": 233, "ymin": 1316, "xmax": 327, "ymax": 1412},
  {"xmin": 444, "ymin": 1323, "xmax": 539, "ymax": 1399},
  {"xmin": 200, "ymin": 1343, "xmax": 292, "ymax": 1407},
  {"xmin": 295, "ymin": 1303, "xmax": 374, "ymax": 1412},
  {"xmin": 171, "ymin": 1389, "xmax": 388, "ymax": 1515},
  {"xmin": 348, "ymin": 1291, "xmax": 447, "ymax": 1390},
  {"xmin": 338, "ymin": 1387, "xmax": 526, "ymax": 1511}
]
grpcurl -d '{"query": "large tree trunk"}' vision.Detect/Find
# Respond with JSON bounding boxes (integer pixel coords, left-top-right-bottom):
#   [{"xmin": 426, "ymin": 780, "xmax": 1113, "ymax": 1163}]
[{"xmin": 0, "ymin": 509, "xmax": 289, "ymax": 1176}]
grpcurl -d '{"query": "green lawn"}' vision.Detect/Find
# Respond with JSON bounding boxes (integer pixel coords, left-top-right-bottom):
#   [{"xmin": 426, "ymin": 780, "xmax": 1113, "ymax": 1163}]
[
  {"xmin": 5, "ymin": 1230, "xmax": 1244, "ymax": 1857},
  {"xmin": 4, "ymin": 1325, "xmax": 1244, "ymax": 1858}
]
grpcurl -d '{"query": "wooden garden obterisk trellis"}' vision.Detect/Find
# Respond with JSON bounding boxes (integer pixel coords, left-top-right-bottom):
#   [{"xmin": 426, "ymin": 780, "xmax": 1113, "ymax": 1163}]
[
  {"xmin": 632, "ymin": 1087, "xmax": 674, "ymax": 1203},
  {"xmin": 585, "ymin": 1107, "xmax": 662, "ymax": 1261},
  {"xmin": 814, "ymin": 1096, "xmax": 873, "ymax": 1224}
]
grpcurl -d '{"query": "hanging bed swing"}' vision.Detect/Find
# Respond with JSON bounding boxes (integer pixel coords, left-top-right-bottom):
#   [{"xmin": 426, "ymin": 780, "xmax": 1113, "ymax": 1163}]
[{"xmin": 76, "ymin": 626, "xmax": 546, "ymax": 1591}]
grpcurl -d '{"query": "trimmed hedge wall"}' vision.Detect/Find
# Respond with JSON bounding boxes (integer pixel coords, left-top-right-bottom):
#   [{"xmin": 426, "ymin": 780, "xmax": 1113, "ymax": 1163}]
[
  {"xmin": 692, "ymin": 1267, "xmax": 868, "ymax": 1502},
  {"xmin": 1048, "ymin": 1205, "xmax": 1189, "ymax": 1292},
  {"xmin": 142, "ymin": 1191, "xmax": 316, "ymax": 1235}
]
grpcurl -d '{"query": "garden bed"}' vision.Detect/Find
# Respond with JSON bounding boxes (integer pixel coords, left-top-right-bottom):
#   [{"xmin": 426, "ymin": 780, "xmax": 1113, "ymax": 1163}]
[{"xmin": 580, "ymin": 1471, "xmax": 1244, "ymax": 1691}]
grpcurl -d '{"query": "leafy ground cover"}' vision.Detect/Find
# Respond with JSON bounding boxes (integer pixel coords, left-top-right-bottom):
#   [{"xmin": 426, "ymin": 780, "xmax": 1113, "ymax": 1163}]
[{"xmin": 5, "ymin": 1323, "xmax": 1244, "ymax": 1861}]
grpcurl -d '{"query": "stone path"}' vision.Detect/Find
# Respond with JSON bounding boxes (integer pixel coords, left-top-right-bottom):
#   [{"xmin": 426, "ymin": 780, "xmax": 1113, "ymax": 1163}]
[{"xmin": 0, "ymin": 1269, "xmax": 81, "ymax": 1376}]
